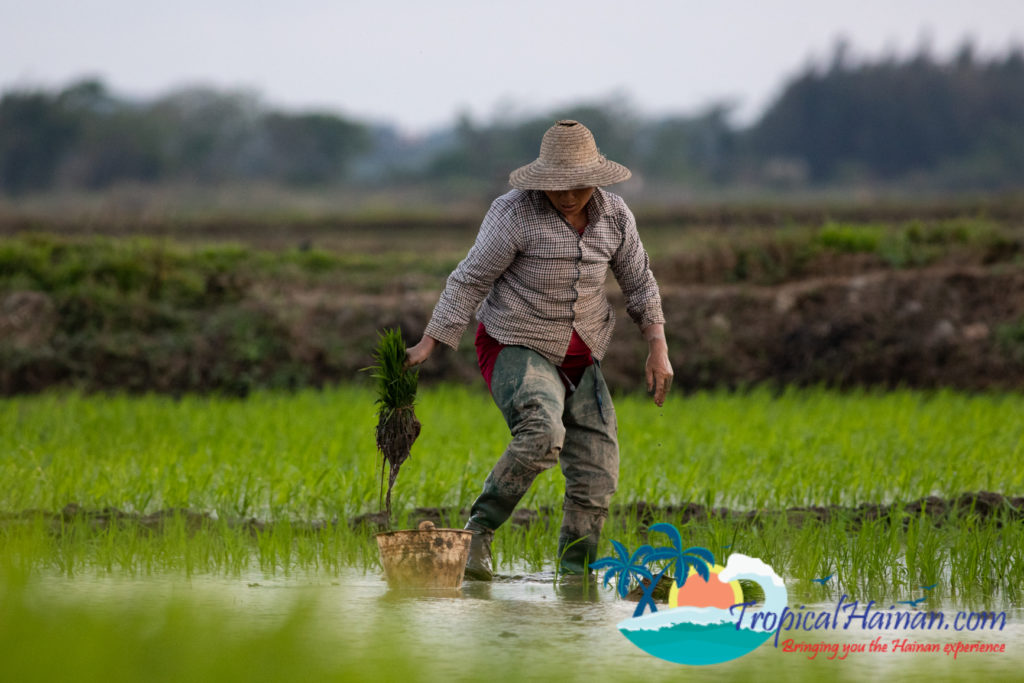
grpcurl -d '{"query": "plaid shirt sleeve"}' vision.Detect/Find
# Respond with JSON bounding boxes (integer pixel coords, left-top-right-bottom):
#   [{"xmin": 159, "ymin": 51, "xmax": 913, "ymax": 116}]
[
  {"xmin": 424, "ymin": 198, "xmax": 521, "ymax": 349},
  {"xmin": 610, "ymin": 203, "xmax": 665, "ymax": 329}
]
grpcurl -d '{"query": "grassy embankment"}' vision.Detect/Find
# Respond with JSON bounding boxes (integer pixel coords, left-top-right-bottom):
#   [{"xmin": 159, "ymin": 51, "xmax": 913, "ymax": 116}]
[{"xmin": 2, "ymin": 211, "xmax": 1024, "ymax": 394}]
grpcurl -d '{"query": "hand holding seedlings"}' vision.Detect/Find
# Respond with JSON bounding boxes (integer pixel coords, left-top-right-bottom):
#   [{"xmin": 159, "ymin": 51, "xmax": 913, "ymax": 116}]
[{"xmin": 404, "ymin": 334, "xmax": 437, "ymax": 368}]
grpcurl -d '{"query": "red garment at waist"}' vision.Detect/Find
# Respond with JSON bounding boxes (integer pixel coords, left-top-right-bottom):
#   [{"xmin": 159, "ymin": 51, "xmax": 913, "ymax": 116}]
[{"xmin": 475, "ymin": 323, "xmax": 594, "ymax": 393}]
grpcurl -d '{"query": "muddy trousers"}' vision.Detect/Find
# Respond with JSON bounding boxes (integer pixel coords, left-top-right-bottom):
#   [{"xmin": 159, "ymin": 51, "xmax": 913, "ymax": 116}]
[{"xmin": 466, "ymin": 346, "xmax": 619, "ymax": 573}]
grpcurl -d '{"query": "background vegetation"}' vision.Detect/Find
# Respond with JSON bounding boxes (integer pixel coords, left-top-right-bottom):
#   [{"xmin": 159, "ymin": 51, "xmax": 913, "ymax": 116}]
[
  {"xmin": 1, "ymin": 208, "xmax": 1022, "ymax": 395},
  {"xmin": 3, "ymin": 41, "xmax": 1024, "ymax": 200}
]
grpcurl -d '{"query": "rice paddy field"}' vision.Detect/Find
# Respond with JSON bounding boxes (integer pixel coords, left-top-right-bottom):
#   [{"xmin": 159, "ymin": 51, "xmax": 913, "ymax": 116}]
[
  {"xmin": 2, "ymin": 203, "xmax": 1022, "ymax": 680},
  {"xmin": 2, "ymin": 384, "xmax": 1023, "ymax": 681}
]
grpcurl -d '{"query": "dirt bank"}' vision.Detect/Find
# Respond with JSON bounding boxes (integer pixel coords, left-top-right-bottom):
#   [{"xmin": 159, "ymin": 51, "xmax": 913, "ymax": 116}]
[
  {"xmin": 3, "ymin": 264, "xmax": 1023, "ymax": 394},
  {"xmin": 3, "ymin": 219, "xmax": 1024, "ymax": 397},
  {"xmin": 263, "ymin": 263, "xmax": 1024, "ymax": 393},
  {"xmin": 4, "ymin": 492, "xmax": 1021, "ymax": 535}
]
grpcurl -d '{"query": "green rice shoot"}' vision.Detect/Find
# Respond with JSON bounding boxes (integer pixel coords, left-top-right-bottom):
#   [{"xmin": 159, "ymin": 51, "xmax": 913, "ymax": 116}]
[{"xmin": 365, "ymin": 328, "xmax": 420, "ymax": 526}]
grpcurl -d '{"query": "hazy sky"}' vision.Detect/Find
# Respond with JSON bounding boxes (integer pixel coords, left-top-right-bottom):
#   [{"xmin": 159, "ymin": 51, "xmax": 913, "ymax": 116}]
[{"xmin": 2, "ymin": 0, "xmax": 1022, "ymax": 133}]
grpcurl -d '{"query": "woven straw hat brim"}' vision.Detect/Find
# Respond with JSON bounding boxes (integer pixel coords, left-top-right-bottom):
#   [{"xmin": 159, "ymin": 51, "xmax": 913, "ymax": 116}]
[
  {"xmin": 509, "ymin": 157, "xmax": 631, "ymax": 190},
  {"xmin": 509, "ymin": 119, "xmax": 632, "ymax": 190}
]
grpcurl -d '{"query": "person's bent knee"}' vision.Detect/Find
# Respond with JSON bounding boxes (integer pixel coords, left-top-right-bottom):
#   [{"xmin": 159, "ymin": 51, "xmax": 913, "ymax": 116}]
[{"xmin": 511, "ymin": 417, "xmax": 565, "ymax": 466}]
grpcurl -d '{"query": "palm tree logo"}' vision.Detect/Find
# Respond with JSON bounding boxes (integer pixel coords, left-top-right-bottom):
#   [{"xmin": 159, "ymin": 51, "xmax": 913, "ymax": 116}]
[
  {"xmin": 591, "ymin": 523, "xmax": 715, "ymax": 618},
  {"xmin": 598, "ymin": 522, "xmax": 789, "ymax": 667},
  {"xmin": 590, "ymin": 540, "xmax": 655, "ymax": 617}
]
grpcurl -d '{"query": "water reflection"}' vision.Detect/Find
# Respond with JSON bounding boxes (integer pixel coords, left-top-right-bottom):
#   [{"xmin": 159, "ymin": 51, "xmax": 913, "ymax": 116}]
[
  {"xmin": 552, "ymin": 576, "xmax": 602, "ymax": 604},
  {"xmin": 18, "ymin": 568, "xmax": 1024, "ymax": 680}
]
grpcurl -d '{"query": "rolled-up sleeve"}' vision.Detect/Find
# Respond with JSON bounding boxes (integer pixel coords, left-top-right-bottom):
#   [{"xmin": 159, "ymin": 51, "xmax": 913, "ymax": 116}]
[
  {"xmin": 609, "ymin": 205, "xmax": 665, "ymax": 329},
  {"xmin": 424, "ymin": 200, "xmax": 521, "ymax": 349}
]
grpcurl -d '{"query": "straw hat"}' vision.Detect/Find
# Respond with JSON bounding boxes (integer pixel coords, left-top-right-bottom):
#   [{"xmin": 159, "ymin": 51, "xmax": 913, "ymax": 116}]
[{"xmin": 509, "ymin": 120, "xmax": 631, "ymax": 190}]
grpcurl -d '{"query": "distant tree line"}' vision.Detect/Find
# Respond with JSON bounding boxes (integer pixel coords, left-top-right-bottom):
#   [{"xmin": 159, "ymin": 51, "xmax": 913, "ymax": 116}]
[
  {"xmin": 2, "ymin": 41, "xmax": 1023, "ymax": 195},
  {"xmin": 750, "ymin": 41, "xmax": 1024, "ymax": 187},
  {"xmin": 0, "ymin": 81, "xmax": 370, "ymax": 193}
]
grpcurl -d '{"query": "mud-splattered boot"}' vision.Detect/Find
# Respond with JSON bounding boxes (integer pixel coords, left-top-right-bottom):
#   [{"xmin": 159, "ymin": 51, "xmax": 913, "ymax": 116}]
[
  {"xmin": 464, "ymin": 521, "xmax": 494, "ymax": 581},
  {"xmin": 557, "ymin": 504, "xmax": 607, "ymax": 577},
  {"xmin": 557, "ymin": 533, "xmax": 599, "ymax": 577}
]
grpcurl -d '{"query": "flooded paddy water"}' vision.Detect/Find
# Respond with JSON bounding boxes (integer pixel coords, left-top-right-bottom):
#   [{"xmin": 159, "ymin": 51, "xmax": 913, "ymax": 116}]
[{"xmin": 13, "ymin": 566, "xmax": 1022, "ymax": 682}]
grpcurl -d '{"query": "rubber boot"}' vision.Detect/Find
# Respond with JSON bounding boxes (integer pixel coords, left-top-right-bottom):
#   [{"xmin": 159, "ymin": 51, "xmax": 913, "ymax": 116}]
[
  {"xmin": 464, "ymin": 521, "xmax": 494, "ymax": 581},
  {"xmin": 557, "ymin": 534, "xmax": 599, "ymax": 577}
]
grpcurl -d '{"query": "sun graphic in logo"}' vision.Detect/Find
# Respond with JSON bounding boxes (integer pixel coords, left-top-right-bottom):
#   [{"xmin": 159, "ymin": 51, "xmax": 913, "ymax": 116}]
[{"xmin": 668, "ymin": 564, "xmax": 744, "ymax": 610}]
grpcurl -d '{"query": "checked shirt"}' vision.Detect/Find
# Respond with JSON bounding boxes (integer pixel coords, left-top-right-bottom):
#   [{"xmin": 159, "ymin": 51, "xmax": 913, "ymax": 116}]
[{"xmin": 424, "ymin": 188, "xmax": 664, "ymax": 366}]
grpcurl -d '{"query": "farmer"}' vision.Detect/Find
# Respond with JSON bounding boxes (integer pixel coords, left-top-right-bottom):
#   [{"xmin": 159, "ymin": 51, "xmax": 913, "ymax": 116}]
[{"xmin": 405, "ymin": 120, "xmax": 672, "ymax": 580}]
